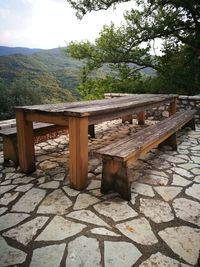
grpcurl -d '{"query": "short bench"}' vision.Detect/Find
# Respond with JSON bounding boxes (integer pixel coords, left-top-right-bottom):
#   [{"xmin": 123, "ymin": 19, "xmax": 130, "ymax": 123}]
[
  {"xmin": 0, "ymin": 122, "xmax": 95, "ymax": 166},
  {"xmin": 97, "ymin": 110, "xmax": 196, "ymax": 200},
  {"xmin": 0, "ymin": 123, "xmax": 66, "ymax": 166}
]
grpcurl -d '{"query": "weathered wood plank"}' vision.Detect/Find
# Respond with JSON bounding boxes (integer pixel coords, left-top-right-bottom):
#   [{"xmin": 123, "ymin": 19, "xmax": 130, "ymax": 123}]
[
  {"xmin": 98, "ymin": 110, "xmax": 196, "ymax": 161},
  {"xmin": 16, "ymin": 94, "xmax": 177, "ymax": 118}
]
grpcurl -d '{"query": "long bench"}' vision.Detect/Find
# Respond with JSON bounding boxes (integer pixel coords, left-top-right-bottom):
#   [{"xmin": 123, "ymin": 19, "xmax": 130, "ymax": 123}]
[
  {"xmin": 97, "ymin": 110, "xmax": 196, "ymax": 200},
  {"xmin": 0, "ymin": 123, "xmax": 66, "ymax": 166}
]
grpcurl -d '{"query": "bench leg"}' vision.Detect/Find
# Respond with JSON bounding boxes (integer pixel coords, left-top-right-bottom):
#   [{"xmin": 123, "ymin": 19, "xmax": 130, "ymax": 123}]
[
  {"xmin": 122, "ymin": 115, "xmax": 132, "ymax": 124},
  {"xmin": 183, "ymin": 118, "xmax": 196, "ymax": 130},
  {"xmin": 159, "ymin": 133, "xmax": 177, "ymax": 150},
  {"xmin": 88, "ymin": 124, "xmax": 95, "ymax": 138},
  {"xmin": 3, "ymin": 136, "xmax": 19, "ymax": 166},
  {"xmin": 101, "ymin": 159, "xmax": 131, "ymax": 201},
  {"xmin": 137, "ymin": 111, "xmax": 145, "ymax": 125}
]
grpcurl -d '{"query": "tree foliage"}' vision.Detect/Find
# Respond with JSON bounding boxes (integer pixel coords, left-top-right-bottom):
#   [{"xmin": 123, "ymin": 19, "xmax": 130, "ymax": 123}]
[{"xmin": 67, "ymin": 0, "xmax": 200, "ymax": 98}]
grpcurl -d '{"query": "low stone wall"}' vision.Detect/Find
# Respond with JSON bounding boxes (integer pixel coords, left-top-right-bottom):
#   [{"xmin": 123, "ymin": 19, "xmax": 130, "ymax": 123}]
[
  {"xmin": 104, "ymin": 93, "xmax": 200, "ymax": 124},
  {"xmin": 0, "ymin": 119, "xmax": 16, "ymax": 130},
  {"xmin": 178, "ymin": 95, "xmax": 200, "ymax": 124}
]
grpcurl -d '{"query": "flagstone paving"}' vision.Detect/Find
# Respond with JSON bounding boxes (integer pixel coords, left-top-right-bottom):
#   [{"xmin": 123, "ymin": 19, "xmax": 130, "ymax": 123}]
[{"xmin": 0, "ymin": 119, "xmax": 200, "ymax": 266}]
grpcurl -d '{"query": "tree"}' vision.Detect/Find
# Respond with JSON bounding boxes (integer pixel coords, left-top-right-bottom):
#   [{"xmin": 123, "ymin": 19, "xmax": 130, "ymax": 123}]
[{"xmin": 67, "ymin": 0, "xmax": 200, "ymax": 97}]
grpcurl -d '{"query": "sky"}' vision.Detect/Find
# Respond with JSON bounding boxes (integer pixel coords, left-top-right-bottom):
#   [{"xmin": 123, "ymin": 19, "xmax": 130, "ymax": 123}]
[{"xmin": 0, "ymin": 0, "xmax": 133, "ymax": 49}]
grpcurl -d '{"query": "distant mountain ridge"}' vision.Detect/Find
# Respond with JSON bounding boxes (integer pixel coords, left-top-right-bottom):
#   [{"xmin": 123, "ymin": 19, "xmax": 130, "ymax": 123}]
[
  {"xmin": 0, "ymin": 46, "xmax": 84, "ymax": 119},
  {"xmin": 0, "ymin": 46, "xmax": 47, "ymax": 56}
]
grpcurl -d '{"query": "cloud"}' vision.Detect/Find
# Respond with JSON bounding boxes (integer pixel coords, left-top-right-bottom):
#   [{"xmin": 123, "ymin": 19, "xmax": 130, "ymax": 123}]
[
  {"xmin": 0, "ymin": 0, "xmax": 133, "ymax": 48},
  {"xmin": 0, "ymin": 7, "xmax": 10, "ymax": 18}
]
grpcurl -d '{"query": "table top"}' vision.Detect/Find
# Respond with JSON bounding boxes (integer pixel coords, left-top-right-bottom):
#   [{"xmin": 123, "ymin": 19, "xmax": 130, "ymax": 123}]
[{"xmin": 15, "ymin": 94, "xmax": 177, "ymax": 118}]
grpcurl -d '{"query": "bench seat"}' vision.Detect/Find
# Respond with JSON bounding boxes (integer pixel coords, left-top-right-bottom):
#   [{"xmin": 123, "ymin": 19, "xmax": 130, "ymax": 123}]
[
  {"xmin": 97, "ymin": 110, "xmax": 196, "ymax": 200},
  {"xmin": 0, "ymin": 123, "xmax": 66, "ymax": 166}
]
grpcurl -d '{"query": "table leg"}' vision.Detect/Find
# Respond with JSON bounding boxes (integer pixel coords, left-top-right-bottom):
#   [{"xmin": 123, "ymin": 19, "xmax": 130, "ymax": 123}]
[
  {"xmin": 122, "ymin": 115, "xmax": 132, "ymax": 124},
  {"xmin": 88, "ymin": 124, "xmax": 95, "ymax": 138},
  {"xmin": 137, "ymin": 111, "xmax": 145, "ymax": 125},
  {"xmin": 69, "ymin": 116, "xmax": 89, "ymax": 190},
  {"xmin": 16, "ymin": 110, "xmax": 35, "ymax": 173},
  {"xmin": 169, "ymin": 97, "xmax": 177, "ymax": 116}
]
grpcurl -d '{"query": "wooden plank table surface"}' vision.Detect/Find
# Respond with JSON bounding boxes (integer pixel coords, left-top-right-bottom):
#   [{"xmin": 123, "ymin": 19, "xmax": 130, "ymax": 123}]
[{"xmin": 15, "ymin": 94, "xmax": 177, "ymax": 190}]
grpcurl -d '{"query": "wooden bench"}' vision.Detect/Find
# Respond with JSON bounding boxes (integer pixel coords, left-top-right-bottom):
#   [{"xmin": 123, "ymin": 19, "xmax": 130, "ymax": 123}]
[
  {"xmin": 0, "ymin": 122, "xmax": 96, "ymax": 166},
  {"xmin": 97, "ymin": 110, "xmax": 196, "ymax": 200},
  {"xmin": 0, "ymin": 123, "xmax": 66, "ymax": 166}
]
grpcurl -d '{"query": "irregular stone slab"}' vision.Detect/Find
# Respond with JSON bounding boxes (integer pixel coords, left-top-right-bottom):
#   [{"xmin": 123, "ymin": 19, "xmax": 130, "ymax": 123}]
[
  {"xmin": 73, "ymin": 193, "xmax": 100, "ymax": 210},
  {"xmin": 67, "ymin": 209, "xmax": 110, "ymax": 228},
  {"xmin": 62, "ymin": 186, "xmax": 80, "ymax": 197},
  {"xmin": 185, "ymin": 183, "xmax": 200, "ymax": 201},
  {"xmin": 91, "ymin": 189, "xmax": 104, "ymax": 197},
  {"xmin": 149, "ymin": 158, "xmax": 171, "ymax": 170},
  {"xmin": 12, "ymin": 188, "xmax": 46, "ymax": 213},
  {"xmin": 0, "ymin": 236, "xmax": 26, "ymax": 266},
  {"xmin": 159, "ymin": 226, "xmax": 200, "ymax": 265},
  {"xmin": 3, "ymin": 216, "xmax": 49, "ymax": 245},
  {"xmin": 140, "ymin": 198, "xmax": 174, "ymax": 223},
  {"xmin": 0, "ymin": 213, "xmax": 29, "ymax": 231},
  {"xmin": 191, "ymin": 168, "xmax": 200, "ymax": 175},
  {"xmin": 0, "ymin": 207, "xmax": 7, "ymax": 215},
  {"xmin": 66, "ymin": 236, "xmax": 101, "ymax": 267},
  {"xmin": 15, "ymin": 184, "xmax": 34, "ymax": 192},
  {"xmin": 172, "ymin": 167, "xmax": 193, "ymax": 179},
  {"xmin": 39, "ymin": 160, "xmax": 59, "ymax": 171},
  {"xmin": 36, "ymin": 216, "xmax": 86, "ymax": 241},
  {"xmin": 0, "ymin": 184, "xmax": 17, "ymax": 194},
  {"xmin": 36, "ymin": 155, "xmax": 53, "ymax": 162},
  {"xmin": 1, "ymin": 180, "xmax": 11, "ymax": 185},
  {"xmin": 94, "ymin": 198, "xmax": 138, "ymax": 222},
  {"xmin": 29, "ymin": 244, "xmax": 65, "ymax": 267},
  {"xmin": 172, "ymin": 198, "xmax": 200, "ymax": 226},
  {"xmin": 131, "ymin": 183, "xmax": 155, "ymax": 197},
  {"xmin": 37, "ymin": 189, "xmax": 72, "ymax": 215},
  {"xmin": 176, "ymin": 154, "xmax": 190, "ymax": 161},
  {"xmin": 91, "ymin": 228, "xmax": 120, "ymax": 236},
  {"xmin": 4, "ymin": 172, "xmax": 15, "ymax": 180},
  {"xmin": 0, "ymin": 192, "xmax": 20, "ymax": 205},
  {"xmin": 172, "ymin": 175, "xmax": 192, "ymax": 187},
  {"xmin": 160, "ymin": 154, "xmax": 187, "ymax": 163},
  {"xmin": 139, "ymin": 175, "xmax": 168, "ymax": 186},
  {"xmin": 190, "ymin": 144, "xmax": 200, "ymax": 151},
  {"xmin": 39, "ymin": 181, "xmax": 60, "ymax": 189},
  {"xmin": 12, "ymin": 176, "xmax": 35, "ymax": 184},
  {"xmin": 104, "ymin": 241, "xmax": 142, "ymax": 267},
  {"xmin": 191, "ymin": 156, "xmax": 200, "ymax": 164},
  {"xmin": 139, "ymin": 252, "xmax": 191, "ymax": 267},
  {"xmin": 154, "ymin": 186, "xmax": 182, "ymax": 201},
  {"xmin": 178, "ymin": 163, "xmax": 199, "ymax": 170},
  {"xmin": 116, "ymin": 217, "xmax": 158, "ymax": 245},
  {"xmin": 87, "ymin": 180, "xmax": 101, "ymax": 190},
  {"xmin": 194, "ymin": 176, "xmax": 200, "ymax": 183},
  {"xmin": 148, "ymin": 170, "xmax": 168, "ymax": 177}
]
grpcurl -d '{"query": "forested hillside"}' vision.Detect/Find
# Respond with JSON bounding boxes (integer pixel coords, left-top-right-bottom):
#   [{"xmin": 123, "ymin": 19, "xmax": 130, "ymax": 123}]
[{"xmin": 0, "ymin": 47, "xmax": 83, "ymax": 119}]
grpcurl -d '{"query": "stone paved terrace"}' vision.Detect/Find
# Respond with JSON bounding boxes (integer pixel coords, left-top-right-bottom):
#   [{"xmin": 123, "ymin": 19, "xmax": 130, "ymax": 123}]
[{"xmin": 0, "ymin": 119, "xmax": 200, "ymax": 267}]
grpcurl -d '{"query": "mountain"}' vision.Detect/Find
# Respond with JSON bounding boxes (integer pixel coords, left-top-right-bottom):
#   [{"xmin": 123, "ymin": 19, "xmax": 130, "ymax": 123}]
[
  {"xmin": 0, "ymin": 46, "xmax": 83, "ymax": 119},
  {"xmin": 0, "ymin": 46, "xmax": 45, "ymax": 56}
]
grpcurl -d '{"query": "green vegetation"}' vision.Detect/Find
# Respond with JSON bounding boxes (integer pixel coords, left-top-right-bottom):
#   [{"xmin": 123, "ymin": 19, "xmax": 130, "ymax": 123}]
[
  {"xmin": 67, "ymin": 0, "xmax": 200, "ymax": 99},
  {"xmin": 0, "ymin": 48, "xmax": 83, "ymax": 119}
]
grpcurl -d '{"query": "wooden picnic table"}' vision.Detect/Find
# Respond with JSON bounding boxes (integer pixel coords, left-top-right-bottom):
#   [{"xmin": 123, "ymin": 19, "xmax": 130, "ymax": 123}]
[{"xmin": 15, "ymin": 94, "xmax": 177, "ymax": 190}]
